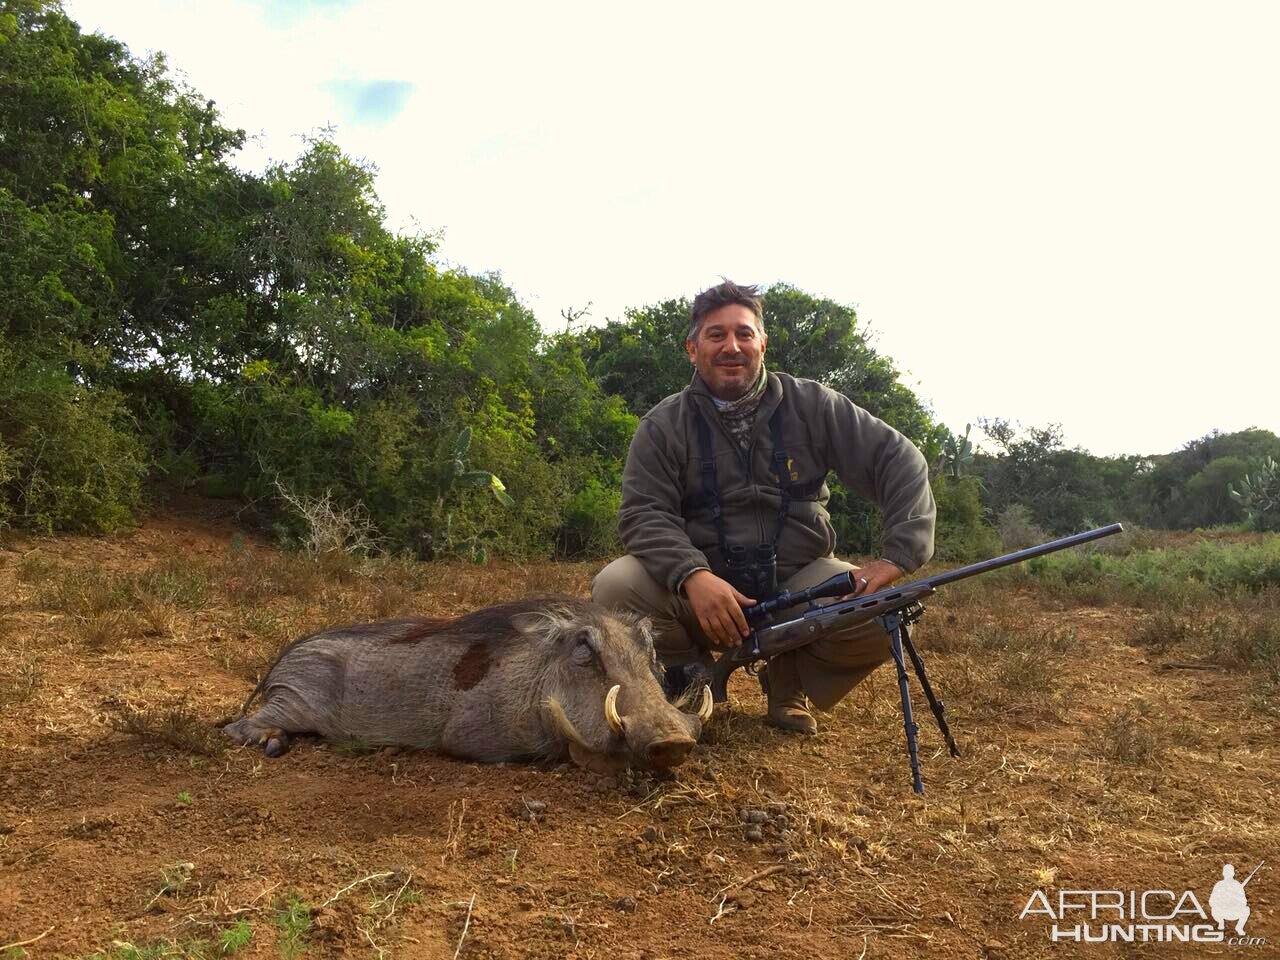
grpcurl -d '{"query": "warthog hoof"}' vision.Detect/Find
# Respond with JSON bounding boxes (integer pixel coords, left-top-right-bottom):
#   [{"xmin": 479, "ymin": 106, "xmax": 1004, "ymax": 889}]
[
  {"xmin": 223, "ymin": 718, "xmax": 293, "ymax": 757},
  {"xmin": 262, "ymin": 730, "xmax": 291, "ymax": 757}
]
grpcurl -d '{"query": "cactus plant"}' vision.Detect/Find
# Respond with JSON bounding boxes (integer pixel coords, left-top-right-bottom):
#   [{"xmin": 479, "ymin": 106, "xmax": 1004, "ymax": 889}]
[
  {"xmin": 1229, "ymin": 456, "xmax": 1280, "ymax": 532},
  {"xmin": 942, "ymin": 423, "xmax": 975, "ymax": 479},
  {"xmin": 426, "ymin": 427, "xmax": 515, "ymax": 514},
  {"xmin": 420, "ymin": 427, "xmax": 515, "ymax": 562}
]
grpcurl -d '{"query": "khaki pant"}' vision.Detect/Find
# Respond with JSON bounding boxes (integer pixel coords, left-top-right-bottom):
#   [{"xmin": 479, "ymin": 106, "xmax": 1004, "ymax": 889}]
[{"xmin": 591, "ymin": 555, "xmax": 891, "ymax": 710}]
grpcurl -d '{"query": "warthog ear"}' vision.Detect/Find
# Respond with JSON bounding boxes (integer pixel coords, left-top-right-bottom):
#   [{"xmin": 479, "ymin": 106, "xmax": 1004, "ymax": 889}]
[
  {"xmin": 634, "ymin": 616, "xmax": 656, "ymax": 646},
  {"xmin": 626, "ymin": 617, "xmax": 662, "ymax": 679},
  {"xmin": 511, "ymin": 608, "xmax": 578, "ymax": 645}
]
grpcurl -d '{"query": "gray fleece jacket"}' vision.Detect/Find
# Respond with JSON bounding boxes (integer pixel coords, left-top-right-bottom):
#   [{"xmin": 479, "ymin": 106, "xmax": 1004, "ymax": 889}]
[{"xmin": 618, "ymin": 371, "xmax": 936, "ymax": 593}]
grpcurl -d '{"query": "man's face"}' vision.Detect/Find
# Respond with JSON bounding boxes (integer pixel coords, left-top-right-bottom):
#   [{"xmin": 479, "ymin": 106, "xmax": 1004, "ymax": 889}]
[{"xmin": 685, "ymin": 304, "xmax": 768, "ymax": 401}]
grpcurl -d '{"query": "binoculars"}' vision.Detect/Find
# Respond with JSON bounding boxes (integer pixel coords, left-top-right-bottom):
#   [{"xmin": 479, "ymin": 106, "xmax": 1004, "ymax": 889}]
[{"xmin": 724, "ymin": 543, "xmax": 778, "ymax": 602}]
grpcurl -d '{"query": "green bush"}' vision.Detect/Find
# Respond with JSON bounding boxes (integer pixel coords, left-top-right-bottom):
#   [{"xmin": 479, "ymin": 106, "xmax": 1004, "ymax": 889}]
[
  {"xmin": 558, "ymin": 475, "xmax": 622, "ymax": 559},
  {"xmin": 931, "ymin": 474, "xmax": 1000, "ymax": 563},
  {"xmin": 1230, "ymin": 456, "xmax": 1280, "ymax": 532},
  {"xmin": 995, "ymin": 503, "xmax": 1047, "ymax": 550},
  {"xmin": 827, "ymin": 478, "xmax": 881, "ymax": 556},
  {"xmin": 0, "ymin": 438, "xmax": 15, "ymax": 531},
  {"xmin": 1025, "ymin": 538, "xmax": 1280, "ymax": 604},
  {"xmin": 0, "ymin": 347, "xmax": 146, "ymax": 533}
]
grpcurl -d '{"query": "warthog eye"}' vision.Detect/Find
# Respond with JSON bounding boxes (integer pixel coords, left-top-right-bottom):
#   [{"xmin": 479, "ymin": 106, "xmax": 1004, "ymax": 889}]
[{"xmin": 569, "ymin": 628, "xmax": 599, "ymax": 668}]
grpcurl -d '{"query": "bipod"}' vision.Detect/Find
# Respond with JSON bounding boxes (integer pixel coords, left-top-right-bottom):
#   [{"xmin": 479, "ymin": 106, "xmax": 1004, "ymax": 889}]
[{"xmin": 881, "ymin": 601, "xmax": 961, "ymax": 794}]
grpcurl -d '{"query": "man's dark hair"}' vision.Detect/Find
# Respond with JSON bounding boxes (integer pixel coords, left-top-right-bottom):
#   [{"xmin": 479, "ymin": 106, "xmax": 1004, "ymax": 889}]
[{"xmin": 688, "ymin": 280, "xmax": 765, "ymax": 341}]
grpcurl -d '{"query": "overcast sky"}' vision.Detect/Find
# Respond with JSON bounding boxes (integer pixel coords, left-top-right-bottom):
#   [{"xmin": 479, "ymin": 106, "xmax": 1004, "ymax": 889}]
[{"xmin": 65, "ymin": 0, "xmax": 1278, "ymax": 457}]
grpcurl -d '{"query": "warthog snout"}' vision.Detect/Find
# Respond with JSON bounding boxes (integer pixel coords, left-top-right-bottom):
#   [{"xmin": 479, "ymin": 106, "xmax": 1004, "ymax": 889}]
[
  {"xmin": 604, "ymin": 681, "xmax": 711, "ymax": 770},
  {"xmin": 645, "ymin": 735, "xmax": 696, "ymax": 770},
  {"xmin": 543, "ymin": 680, "xmax": 711, "ymax": 773}
]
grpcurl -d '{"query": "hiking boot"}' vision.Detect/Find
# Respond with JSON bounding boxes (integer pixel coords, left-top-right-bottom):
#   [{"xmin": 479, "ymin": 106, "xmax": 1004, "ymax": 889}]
[{"xmin": 759, "ymin": 655, "xmax": 818, "ymax": 735}]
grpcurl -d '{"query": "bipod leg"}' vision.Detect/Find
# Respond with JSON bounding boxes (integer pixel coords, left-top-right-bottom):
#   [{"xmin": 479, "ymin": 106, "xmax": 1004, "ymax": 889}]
[
  {"xmin": 900, "ymin": 620, "xmax": 960, "ymax": 759},
  {"xmin": 882, "ymin": 611, "xmax": 924, "ymax": 795}
]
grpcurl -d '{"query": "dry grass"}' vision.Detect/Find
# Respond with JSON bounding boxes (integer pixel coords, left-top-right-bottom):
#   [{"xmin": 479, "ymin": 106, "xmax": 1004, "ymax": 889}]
[
  {"xmin": 919, "ymin": 601, "xmax": 1083, "ymax": 724},
  {"xmin": 136, "ymin": 595, "xmax": 180, "ymax": 638},
  {"xmin": 362, "ymin": 581, "xmax": 412, "ymax": 621},
  {"xmin": 15, "ymin": 549, "xmax": 57, "ymax": 583},
  {"xmin": 1198, "ymin": 608, "xmax": 1280, "ymax": 669},
  {"xmin": 0, "ymin": 648, "xmax": 42, "ymax": 707},
  {"xmin": 130, "ymin": 560, "xmax": 210, "ymax": 609},
  {"xmin": 1128, "ymin": 604, "xmax": 1280, "ymax": 670},
  {"xmin": 103, "ymin": 695, "xmax": 228, "ymax": 757},
  {"xmin": 1130, "ymin": 609, "xmax": 1191, "ymax": 653},
  {"xmin": 69, "ymin": 609, "xmax": 137, "ymax": 649},
  {"xmin": 1250, "ymin": 674, "xmax": 1280, "ymax": 716},
  {"xmin": 38, "ymin": 568, "xmax": 130, "ymax": 618},
  {"xmin": 1096, "ymin": 698, "xmax": 1165, "ymax": 765}
]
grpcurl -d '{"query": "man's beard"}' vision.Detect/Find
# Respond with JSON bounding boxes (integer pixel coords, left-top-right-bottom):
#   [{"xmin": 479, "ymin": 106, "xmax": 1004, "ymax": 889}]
[{"xmin": 706, "ymin": 358, "xmax": 763, "ymax": 401}]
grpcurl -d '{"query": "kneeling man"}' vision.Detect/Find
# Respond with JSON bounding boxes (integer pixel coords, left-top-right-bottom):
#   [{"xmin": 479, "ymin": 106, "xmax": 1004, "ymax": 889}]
[{"xmin": 592, "ymin": 281, "xmax": 936, "ymax": 734}]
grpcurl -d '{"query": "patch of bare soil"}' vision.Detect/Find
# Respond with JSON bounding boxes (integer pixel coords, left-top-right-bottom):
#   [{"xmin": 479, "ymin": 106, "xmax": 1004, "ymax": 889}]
[{"xmin": 1, "ymin": 515, "xmax": 1276, "ymax": 959}]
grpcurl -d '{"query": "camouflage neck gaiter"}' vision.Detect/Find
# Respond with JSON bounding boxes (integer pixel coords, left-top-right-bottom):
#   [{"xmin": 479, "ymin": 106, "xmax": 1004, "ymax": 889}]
[{"xmin": 711, "ymin": 365, "xmax": 768, "ymax": 452}]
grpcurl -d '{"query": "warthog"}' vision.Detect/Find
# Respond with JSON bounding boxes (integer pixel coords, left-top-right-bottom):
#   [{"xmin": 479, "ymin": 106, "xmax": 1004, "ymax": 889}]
[{"xmin": 223, "ymin": 596, "xmax": 711, "ymax": 772}]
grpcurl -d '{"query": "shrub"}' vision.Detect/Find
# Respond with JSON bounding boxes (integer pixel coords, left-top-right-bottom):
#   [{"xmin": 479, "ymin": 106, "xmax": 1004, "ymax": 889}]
[
  {"xmin": 1025, "ymin": 538, "xmax": 1280, "ymax": 606},
  {"xmin": 558, "ymin": 475, "xmax": 622, "ymax": 559},
  {"xmin": 932, "ymin": 475, "xmax": 1001, "ymax": 563},
  {"xmin": 1130, "ymin": 610, "xmax": 1192, "ymax": 653},
  {"xmin": 444, "ymin": 427, "xmax": 564, "ymax": 560},
  {"xmin": 1198, "ymin": 611, "xmax": 1280, "ymax": 672},
  {"xmin": 0, "ymin": 438, "xmax": 14, "ymax": 532},
  {"xmin": 274, "ymin": 480, "xmax": 382, "ymax": 556},
  {"xmin": 996, "ymin": 503, "xmax": 1048, "ymax": 550},
  {"xmin": 1098, "ymin": 699, "xmax": 1164, "ymax": 765},
  {"xmin": 0, "ymin": 347, "xmax": 147, "ymax": 533},
  {"xmin": 104, "ymin": 695, "xmax": 227, "ymax": 756},
  {"xmin": 1230, "ymin": 456, "xmax": 1280, "ymax": 532},
  {"xmin": 827, "ymin": 478, "xmax": 881, "ymax": 556}
]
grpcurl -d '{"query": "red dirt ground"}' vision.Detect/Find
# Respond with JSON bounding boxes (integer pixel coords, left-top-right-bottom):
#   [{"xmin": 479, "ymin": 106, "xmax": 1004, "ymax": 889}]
[{"xmin": 1, "ymin": 513, "xmax": 1276, "ymax": 959}]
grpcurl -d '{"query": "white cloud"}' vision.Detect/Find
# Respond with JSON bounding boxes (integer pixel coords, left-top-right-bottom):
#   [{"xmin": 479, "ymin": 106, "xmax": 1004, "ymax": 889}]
[{"xmin": 65, "ymin": 0, "xmax": 1280, "ymax": 456}]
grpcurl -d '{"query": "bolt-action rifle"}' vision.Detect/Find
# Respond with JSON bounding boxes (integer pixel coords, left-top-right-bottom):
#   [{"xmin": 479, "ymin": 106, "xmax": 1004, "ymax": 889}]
[{"xmin": 705, "ymin": 523, "xmax": 1124, "ymax": 793}]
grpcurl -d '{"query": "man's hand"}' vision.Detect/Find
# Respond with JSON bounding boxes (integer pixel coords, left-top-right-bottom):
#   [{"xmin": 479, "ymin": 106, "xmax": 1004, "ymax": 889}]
[
  {"xmin": 850, "ymin": 558, "xmax": 905, "ymax": 597},
  {"xmin": 682, "ymin": 569, "xmax": 756, "ymax": 649}
]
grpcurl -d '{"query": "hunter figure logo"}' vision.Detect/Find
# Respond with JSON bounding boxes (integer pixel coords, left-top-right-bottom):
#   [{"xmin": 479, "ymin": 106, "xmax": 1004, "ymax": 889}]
[
  {"xmin": 1211, "ymin": 862, "xmax": 1261, "ymax": 935},
  {"xmin": 1018, "ymin": 860, "xmax": 1266, "ymax": 946}
]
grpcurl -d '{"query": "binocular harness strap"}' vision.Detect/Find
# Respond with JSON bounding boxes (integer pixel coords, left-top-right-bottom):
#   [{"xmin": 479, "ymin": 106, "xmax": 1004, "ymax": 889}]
[
  {"xmin": 692, "ymin": 408, "xmax": 731, "ymax": 561},
  {"xmin": 691, "ymin": 405, "xmax": 796, "ymax": 560}
]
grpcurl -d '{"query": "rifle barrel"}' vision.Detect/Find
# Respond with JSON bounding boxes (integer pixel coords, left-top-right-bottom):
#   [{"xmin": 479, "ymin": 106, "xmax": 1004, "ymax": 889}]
[{"xmin": 922, "ymin": 523, "xmax": 1123, "ymax": 590}]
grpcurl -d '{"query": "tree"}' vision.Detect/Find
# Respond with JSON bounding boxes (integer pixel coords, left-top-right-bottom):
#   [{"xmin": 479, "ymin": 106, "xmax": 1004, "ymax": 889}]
[
  {"xmin": 573, "ymin": 299, "xmax": 691, "ymax": 415},
  {"xmin": 0, "ymin": 0, "xmax": 254, "ymax": 368},
  {"xmin": 1129, "ymin": 429, "xmax": 1280, "ymax": 528},
  {"xmin": 972, "ymin": 419, "xmax": 1136, "ymax": 534}
]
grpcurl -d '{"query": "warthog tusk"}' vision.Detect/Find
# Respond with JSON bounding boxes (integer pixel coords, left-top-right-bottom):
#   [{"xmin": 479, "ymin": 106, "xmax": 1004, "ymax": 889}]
[
  {"xmin": 542, "ymin": 696, "xmax": 589, "ymax": 748},
  {"xmin": 694, "ymin": 685, "xmax": 713, "ymax": 722},
  {"xmin": 604, "ymin": 684, "xmax": 624, "ymax": 735}
]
